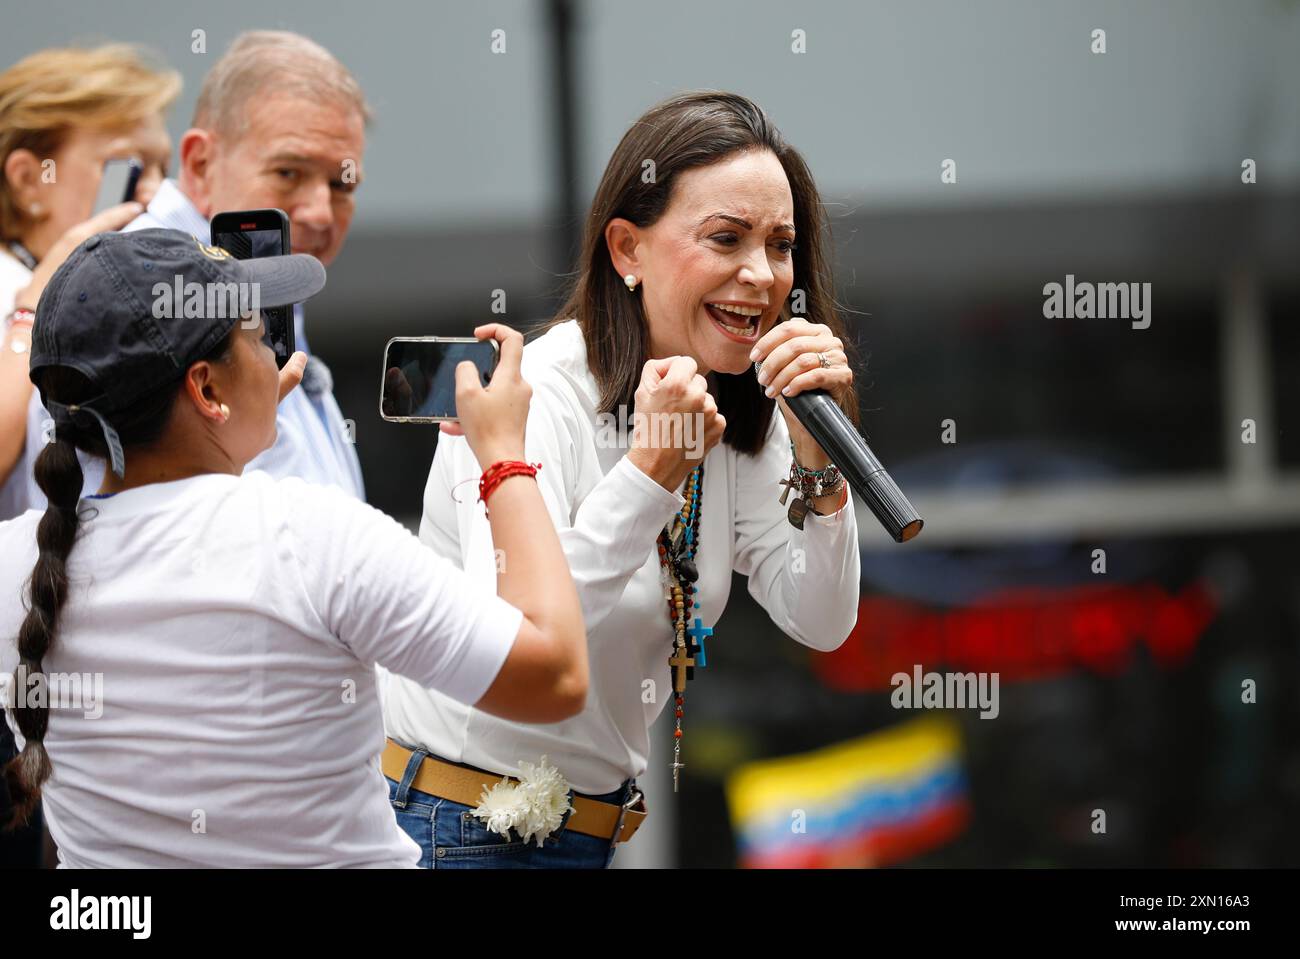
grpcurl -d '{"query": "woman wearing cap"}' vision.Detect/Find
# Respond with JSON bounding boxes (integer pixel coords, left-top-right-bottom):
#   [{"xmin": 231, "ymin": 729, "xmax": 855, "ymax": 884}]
[
  {"xmin": 0, "ymin": 44, "xmax": 181, "ymax": 521},
  {"xmin": 0, "ymin": 43, "xmax": 179, "ymax": 867},
  {"xmin": 0, "ymin": 228, "xmax": 587, "ymax": 868},
  {"xmin": 382, "ymin": 92, "xmax": 861, "ymax": 868}
]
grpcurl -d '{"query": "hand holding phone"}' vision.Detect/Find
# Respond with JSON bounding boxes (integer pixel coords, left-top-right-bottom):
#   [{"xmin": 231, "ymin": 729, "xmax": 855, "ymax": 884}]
[
  {"xmin": 379, "ymin": 327, "xmax": 528, "ymax": 464},
  {"xmin": 446, "ymin": 324, "xmax": 531, "ymax": 466}
]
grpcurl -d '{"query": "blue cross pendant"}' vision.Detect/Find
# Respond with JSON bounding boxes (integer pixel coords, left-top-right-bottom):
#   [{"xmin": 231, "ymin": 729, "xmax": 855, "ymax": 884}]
[{"xmin": 686, "ymin": 618, "xmax": 713, "ymax": 667}]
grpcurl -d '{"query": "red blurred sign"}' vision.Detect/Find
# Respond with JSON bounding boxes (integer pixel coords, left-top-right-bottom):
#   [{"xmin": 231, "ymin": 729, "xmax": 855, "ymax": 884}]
[{"xmin": 813, "ymin": 581, "xmax": 1216, "ymax": 691}]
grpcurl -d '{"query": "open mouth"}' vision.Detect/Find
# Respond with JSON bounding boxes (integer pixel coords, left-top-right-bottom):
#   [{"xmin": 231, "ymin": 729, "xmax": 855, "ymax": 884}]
[{"xmin": 705, "ymin": 302, "xmax": 765, "ymax": 342}]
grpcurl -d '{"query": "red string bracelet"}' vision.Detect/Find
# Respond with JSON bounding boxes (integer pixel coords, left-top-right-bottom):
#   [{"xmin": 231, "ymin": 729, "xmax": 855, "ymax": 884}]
[{"xmin": 478, "ymin": 460, "xmax": 541, "ymax": 517}]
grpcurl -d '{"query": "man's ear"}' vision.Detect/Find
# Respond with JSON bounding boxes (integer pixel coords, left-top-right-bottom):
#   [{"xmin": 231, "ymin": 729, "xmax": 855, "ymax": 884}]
[
  {"xmin": 604, "ymin": 218, "xmax": 644, "ymax": 282},
  {"xmin": 183, "ymin": 358, "xmax": 227, "ymax": 423},
  {"xmin": 177, "ymin": 128, "xmax": 216, "ymax": 217},
  {"xmin": 3, "ymin": 148, "xmax": 45, "ymax": 213}
]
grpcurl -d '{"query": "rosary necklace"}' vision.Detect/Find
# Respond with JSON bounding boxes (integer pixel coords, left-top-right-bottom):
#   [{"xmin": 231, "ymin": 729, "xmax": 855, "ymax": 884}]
[{"xmin": 656, "ymin": 462, "xmax": 711, "ymax": 792}]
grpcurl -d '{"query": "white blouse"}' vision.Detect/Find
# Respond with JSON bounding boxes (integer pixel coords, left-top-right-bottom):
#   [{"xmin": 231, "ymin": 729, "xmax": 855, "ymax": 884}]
[
  {"xmin": 0, "ymin": 248, "xmax": 34, "ymax": 520},
  {"xmin": 382, "ymin": 320, "xmax": 861, "ymax": 794}
]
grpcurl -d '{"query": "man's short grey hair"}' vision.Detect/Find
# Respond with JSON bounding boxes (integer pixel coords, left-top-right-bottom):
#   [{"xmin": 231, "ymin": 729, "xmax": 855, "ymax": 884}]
[{"xmin": 193, "ymin": 30, "xmax": 372, "ymax": 136}]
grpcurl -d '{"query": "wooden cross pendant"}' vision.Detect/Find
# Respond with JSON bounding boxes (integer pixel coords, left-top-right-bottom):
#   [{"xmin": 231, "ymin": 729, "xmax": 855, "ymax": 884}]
[{"xmin": 669, "ymin": 649, "xmax": 696, "ymax": 693}]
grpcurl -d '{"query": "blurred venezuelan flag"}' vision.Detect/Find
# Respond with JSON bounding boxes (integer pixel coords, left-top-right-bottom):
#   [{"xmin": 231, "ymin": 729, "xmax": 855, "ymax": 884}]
[{"xmin": 725, "ymin": 716, "xmax": 970, "ymax": 868}]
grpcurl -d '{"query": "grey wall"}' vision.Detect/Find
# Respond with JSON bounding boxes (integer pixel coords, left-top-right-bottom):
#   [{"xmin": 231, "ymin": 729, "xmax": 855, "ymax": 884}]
[{"xmin": 8, "ymin": 0, "xmax": 1298, "ymax": 226}]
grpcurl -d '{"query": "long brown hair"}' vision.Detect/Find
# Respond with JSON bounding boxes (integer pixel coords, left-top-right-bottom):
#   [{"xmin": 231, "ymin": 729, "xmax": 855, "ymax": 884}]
[{"xmin": 547, "ymin": 90, "xmax": 859, "ymax": 454}]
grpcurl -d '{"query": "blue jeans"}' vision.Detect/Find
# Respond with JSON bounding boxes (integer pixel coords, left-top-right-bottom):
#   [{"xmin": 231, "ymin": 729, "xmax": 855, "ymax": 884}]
[{"xmin": 386, "ymin": 746, "xmax": 635, "ymax": 869}]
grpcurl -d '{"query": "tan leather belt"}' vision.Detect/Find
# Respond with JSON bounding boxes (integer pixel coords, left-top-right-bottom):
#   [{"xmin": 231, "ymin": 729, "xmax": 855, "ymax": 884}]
[{"xmin": 382, "ymin": 740, "xmax": 648, "ymax": 845}]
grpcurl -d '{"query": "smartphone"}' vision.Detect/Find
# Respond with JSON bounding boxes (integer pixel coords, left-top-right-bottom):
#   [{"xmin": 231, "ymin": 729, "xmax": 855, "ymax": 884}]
[
  {"xmin": 93, "ymin": 158, "xmax": 142, "ymax": 215},
  {"xmin": 379, "ymin": 337, "xmax": 500, "ymax": 423},
  {"xmin": 210, "ymin": 209, "xmax": 296, "ymax": 369}
]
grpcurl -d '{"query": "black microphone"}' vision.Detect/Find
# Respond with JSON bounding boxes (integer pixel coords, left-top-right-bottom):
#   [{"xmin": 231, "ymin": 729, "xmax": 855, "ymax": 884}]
[{"xmin": 761, "ymin": 364, "xmax": 923, "ymax": 543}]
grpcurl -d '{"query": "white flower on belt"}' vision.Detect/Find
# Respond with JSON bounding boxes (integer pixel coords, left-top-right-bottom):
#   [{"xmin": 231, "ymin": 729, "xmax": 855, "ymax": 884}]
[{"xmin": 471, "ymin": 755, "xmax": 574, "ymax": 847}]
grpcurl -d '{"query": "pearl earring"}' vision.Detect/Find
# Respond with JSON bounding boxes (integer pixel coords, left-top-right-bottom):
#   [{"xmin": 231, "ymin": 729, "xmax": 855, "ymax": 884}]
[
  {"xmin": 219, "ymin": 403, "xmax": 231, "ymax": 421},
  {"xmin": 29, "ymin": 203, "xmax": 42, "ymax": 217},
  {"xmin": 624, "ymin": 273, "xmax": 638, "ymax": 292}
]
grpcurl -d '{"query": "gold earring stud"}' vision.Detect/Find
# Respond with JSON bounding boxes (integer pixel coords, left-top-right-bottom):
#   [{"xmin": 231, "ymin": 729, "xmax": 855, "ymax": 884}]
[
  {"xmin": 624, "ymin": 273, "xmax": 638, "ymax": 292},
  {"xmin": 219, "ymin": 403, "xmax": 231, "ymax": 421}
]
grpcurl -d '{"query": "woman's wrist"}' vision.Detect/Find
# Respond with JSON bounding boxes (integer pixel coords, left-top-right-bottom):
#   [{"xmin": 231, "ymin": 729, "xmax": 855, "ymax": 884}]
[
  {"xmin": 791, "ymin": 436, "xmax": 831, "ymax": 471},
  {"xmin": 784, "ymin": 440, "xmax": 847, "ymax": 519},
  {"xmin": 4, "ymin": 306, "xmax": 35, "ymax": 328},
  {"xmin": 12, "ymin": 284, "xmax": 40, "ymax": 313},
  {"xmin": 780, "ymin": 401, "xmax": 831, "ymax": 470},
  {"xmin": 627, "ymin": 445, "xmax": 690, "ymax": 493},
  {"xmin": 476, "ymin": 443, "xmax": 526, "ymax": 467},
  {"xmin": 3, "ymin": 308, "xmax": 34, "ymax": 355},
  {"xmin": 808, "ymin": 484, "xmax": 849, "ymax": 517},
  {"xmin": 479, "ymin": 460, "xmax": 541, "ymax": 518}
]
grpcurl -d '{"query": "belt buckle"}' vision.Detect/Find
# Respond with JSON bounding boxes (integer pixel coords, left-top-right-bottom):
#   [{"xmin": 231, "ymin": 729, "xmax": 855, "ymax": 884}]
[{"xmin": 610, "ymin": 787, "xmax": 644, "ymax": 845}]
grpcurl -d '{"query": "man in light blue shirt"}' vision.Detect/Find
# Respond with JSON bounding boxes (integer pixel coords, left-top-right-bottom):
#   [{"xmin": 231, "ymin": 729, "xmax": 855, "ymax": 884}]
[
  {"xmin": 23, "ymin": 30, "xmax": 368, "ymax": 503},
  {"xmin": 125, "ymin": 182, "xmax": 363, "ymax": 497}
]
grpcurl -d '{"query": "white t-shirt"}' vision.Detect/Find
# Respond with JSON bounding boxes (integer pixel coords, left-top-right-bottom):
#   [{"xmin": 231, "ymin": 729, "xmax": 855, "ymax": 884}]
[
  {"xmin": 0, "ymin": 471, "xmax": 521, "ymax": 867},
  {"xmin": 382, "ymin": 320, "xmax": 861, "ymax": 794}
]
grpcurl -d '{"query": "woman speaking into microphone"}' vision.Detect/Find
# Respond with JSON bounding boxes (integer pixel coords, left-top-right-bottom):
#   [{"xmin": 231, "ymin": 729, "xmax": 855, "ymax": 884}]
[
  {"xmin": 383, "ymin": 91, "xmax": 862, "ymax": 868},
  {"xmin": 0, "ymin": 229, "xmax": 587, "ymax": 867}
]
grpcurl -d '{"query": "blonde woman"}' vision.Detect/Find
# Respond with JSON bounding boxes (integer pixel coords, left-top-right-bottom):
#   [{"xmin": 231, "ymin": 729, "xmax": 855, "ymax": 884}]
[{"xmin": 0, "ymin": 44, "xmax": 180, "ymax": 519}]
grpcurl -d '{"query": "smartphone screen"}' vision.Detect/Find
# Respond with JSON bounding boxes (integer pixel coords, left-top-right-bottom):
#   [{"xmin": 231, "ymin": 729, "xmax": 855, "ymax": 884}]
[
  {"xmin": 380, "ymin": 338, "xmax": 498, "ymax": 421},
  {"xmin": 210, "ymin": 227, "xmax": 283, "ymax": 260},
  {"xmin": 211, "ymin": 215, "xmax": 294, "ymax": 368},
  {"xmin": 93, "ymin": 158, "xmax": 141, "ymax": 216}
]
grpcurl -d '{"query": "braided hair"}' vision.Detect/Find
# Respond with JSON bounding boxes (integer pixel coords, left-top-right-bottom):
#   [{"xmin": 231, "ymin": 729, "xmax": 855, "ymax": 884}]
[{"xmin": 4, "ymin": 331, "xmax": 234, "ymax": 829}]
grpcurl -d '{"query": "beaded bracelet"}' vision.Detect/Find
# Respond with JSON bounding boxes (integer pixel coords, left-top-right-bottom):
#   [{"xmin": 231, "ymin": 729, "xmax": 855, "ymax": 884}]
[
  {"xmin": 478, "ymin": 460, "xmax": 541, "ymax": 518},
  {"xmin": 4, "ymin": 308, "xmax": 34, "ymax": 356},
  {"xmin": 4, "ymin": 307, "xmax": 35, "ymax": 330},
  {"xmin": 788, "ymin": 442, "xmax": 845, "ymax": 499}
]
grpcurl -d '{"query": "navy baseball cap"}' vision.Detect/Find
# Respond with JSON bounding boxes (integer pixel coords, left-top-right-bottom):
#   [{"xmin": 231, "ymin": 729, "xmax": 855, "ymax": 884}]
[{"xmin": 29, "ymin": 228, "xmax": 325, "ymax": 477}]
